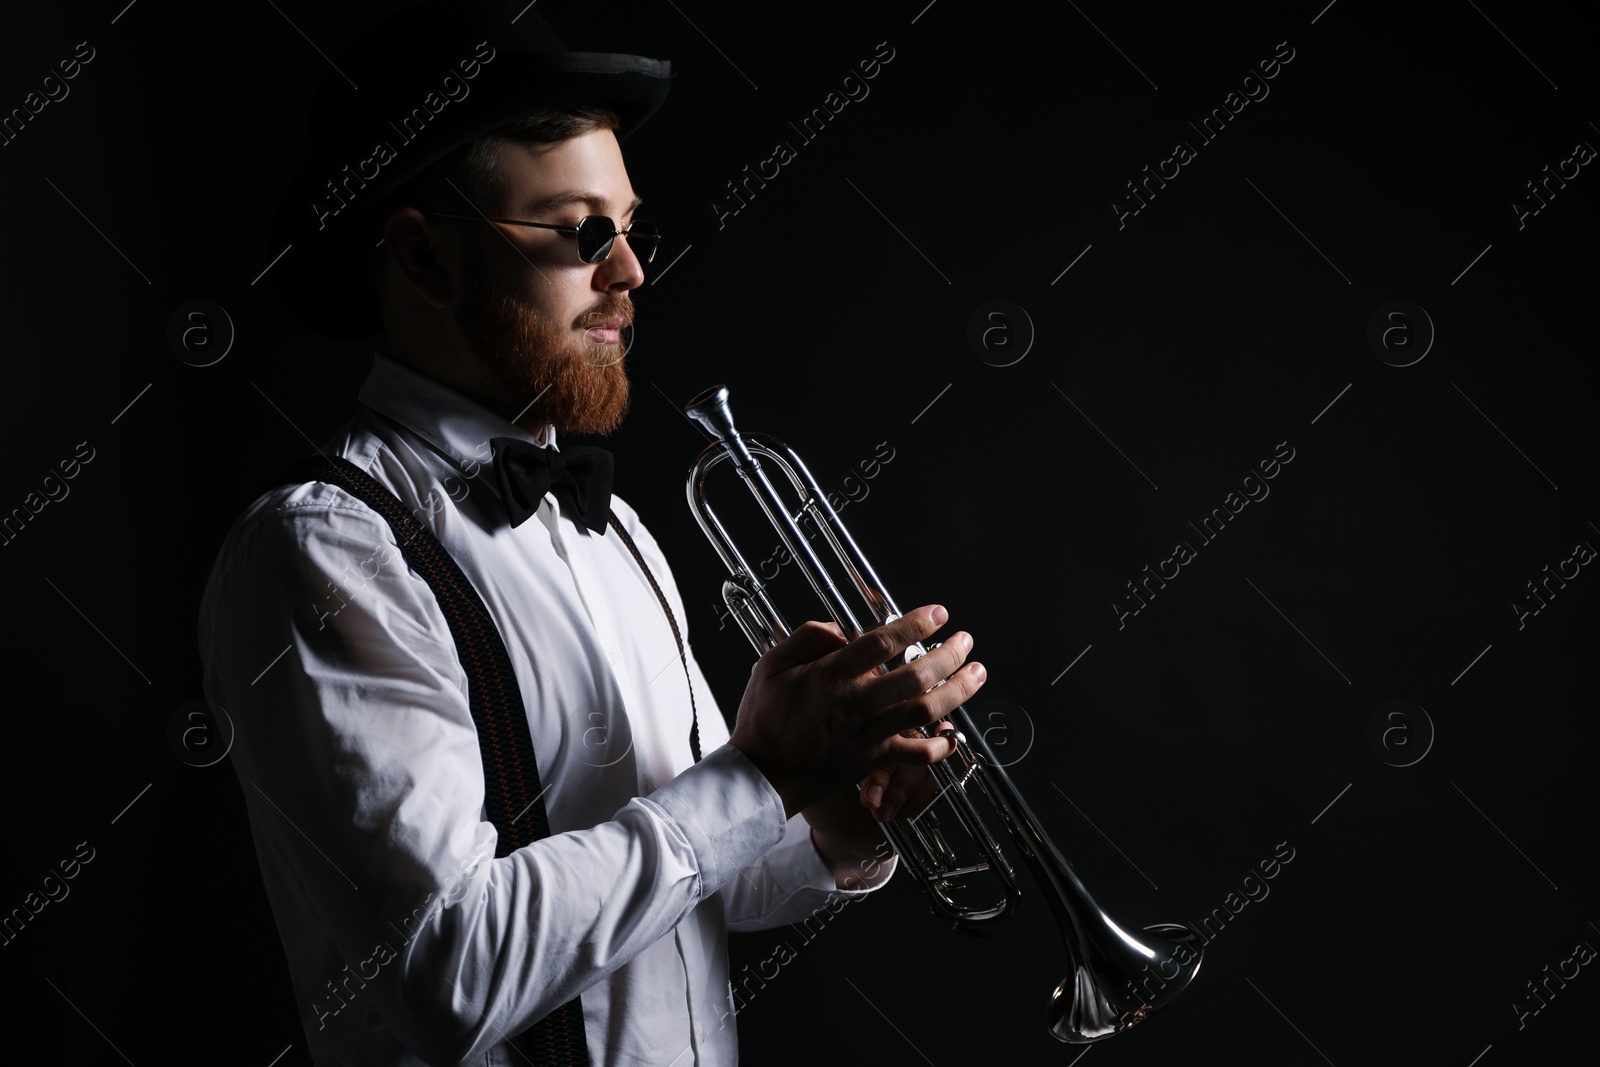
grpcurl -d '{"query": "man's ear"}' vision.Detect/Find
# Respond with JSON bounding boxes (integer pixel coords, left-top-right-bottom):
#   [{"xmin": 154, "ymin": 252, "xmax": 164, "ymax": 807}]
[{"xmin": 382, "ymin": 207, "xmax": 458, "ymax": 311}]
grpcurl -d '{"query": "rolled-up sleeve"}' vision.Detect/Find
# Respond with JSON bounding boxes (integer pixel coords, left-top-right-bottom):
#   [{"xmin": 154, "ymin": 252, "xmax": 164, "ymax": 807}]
[{"xmin": 200, "ymin": 490, "xmax": 788, "ymax": 1065}]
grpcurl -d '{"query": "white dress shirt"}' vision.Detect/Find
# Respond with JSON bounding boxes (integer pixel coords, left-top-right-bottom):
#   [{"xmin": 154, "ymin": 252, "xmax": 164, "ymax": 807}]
[{"xmin": 199, "ymin": 352, "xmax": 894, "ymax": 1066}]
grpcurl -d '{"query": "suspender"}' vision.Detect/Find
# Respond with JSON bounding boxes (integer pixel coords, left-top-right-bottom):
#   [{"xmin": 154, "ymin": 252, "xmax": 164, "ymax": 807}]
[{"xmin": 279, "ymin": 453, "xmax": 590, "ymax": 1067}]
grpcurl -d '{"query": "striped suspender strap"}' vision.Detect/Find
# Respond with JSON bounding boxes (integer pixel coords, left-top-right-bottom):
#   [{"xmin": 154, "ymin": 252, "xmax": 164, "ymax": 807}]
[{"xmin": 280, "ymin": 453, "xmax": 591, "ymax": 1067}]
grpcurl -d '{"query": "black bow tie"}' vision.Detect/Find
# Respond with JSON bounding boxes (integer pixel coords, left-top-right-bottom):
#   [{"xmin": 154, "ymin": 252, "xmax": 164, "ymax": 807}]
[{"xmin": 490, "ymin": 436, "xmax": 614, "ymax": 533}]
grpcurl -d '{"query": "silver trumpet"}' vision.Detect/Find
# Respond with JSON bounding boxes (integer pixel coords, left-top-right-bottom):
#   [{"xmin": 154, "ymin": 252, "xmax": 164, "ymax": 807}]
[{"xmin": 683, "ymin": 385, "xmax": 1203, "ymax": 1044}]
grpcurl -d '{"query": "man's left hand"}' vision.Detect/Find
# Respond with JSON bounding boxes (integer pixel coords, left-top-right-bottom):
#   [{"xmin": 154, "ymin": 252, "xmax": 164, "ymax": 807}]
[{"xmin": 802, "ymin": 760, "xmax": 947, "ymax": 889}]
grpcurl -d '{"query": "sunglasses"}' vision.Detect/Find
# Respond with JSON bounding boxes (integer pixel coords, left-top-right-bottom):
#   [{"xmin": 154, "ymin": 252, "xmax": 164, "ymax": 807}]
[{"xmin": 420, "ymin": 210, "xmax": 660, "ymax": 265}]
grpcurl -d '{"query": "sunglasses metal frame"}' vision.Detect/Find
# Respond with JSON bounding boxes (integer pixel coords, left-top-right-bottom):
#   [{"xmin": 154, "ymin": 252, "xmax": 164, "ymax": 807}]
[{"xmin": 419, "ymin": 210, "xmax": 659, "ymax": 264}]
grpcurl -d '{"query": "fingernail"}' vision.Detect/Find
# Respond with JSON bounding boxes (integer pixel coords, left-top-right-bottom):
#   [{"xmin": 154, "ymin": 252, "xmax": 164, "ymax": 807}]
[
  {"xmin": 970, "ymin": 663, "xmax": 986, "ymax": 679},
  {"xmin": 931, "ymin": 605, "xmax": 949, "ymax": 626},
  {"xmin": 864, "ymin": 782, "xmax": 884, "ymax": 808}
]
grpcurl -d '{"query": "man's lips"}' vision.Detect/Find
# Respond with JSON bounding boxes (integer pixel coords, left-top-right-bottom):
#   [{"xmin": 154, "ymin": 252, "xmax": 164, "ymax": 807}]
[{"xmin": 583, "ymin": 318, "xmax": 628, "ymax": 344}]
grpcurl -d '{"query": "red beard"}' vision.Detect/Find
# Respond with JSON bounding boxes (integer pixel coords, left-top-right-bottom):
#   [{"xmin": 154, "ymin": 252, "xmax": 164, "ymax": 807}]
[{"xmin": 453, "ymin": 271, "xmax": 634, "ymax": 437}]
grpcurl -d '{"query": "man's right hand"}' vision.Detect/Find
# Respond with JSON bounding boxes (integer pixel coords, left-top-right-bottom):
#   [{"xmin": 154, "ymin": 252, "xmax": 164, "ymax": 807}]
[{"xmin": 727, "ymin": 604, "xmax": 985, "ymax": 818}]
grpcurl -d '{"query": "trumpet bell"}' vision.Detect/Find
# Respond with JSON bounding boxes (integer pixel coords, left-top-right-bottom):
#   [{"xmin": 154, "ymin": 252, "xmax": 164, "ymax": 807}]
[{"xmin": 1047, "ymin": 922, "xmax": 1203, "ymax": 1042}]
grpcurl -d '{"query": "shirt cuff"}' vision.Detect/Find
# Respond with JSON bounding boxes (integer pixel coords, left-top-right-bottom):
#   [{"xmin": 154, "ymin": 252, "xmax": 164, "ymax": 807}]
[
  {"xmin": 641, "ymin": 742, "xmax": 788, "ymax": 894},
  {"xmin": 803, "ymin": 826, "xmax": 899, "ymax": 894}
]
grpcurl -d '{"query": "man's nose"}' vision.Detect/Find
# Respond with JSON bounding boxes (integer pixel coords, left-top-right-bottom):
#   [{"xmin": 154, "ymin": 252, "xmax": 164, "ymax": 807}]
[{"xmin": 596, "ymin": 233, "xmax": 646, "ymax": 291}]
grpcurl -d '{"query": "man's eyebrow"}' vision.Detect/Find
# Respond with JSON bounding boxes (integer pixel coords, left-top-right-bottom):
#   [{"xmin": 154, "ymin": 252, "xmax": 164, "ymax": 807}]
[{"xmin": 521, "ymin": 191, "xmax": 643, "ymax": 217}]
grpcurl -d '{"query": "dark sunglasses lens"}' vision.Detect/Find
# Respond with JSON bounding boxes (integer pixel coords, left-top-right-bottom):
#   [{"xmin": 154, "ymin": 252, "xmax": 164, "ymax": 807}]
[
  {"xmin": 575, "ymin": 217, "xmax": 660, "ymax": 264},
  {"xmin": 627, "ymin": 221, "xmax": 660, "ymax": 264},
  {"xmin": 576, "ymin": 218, "xmax": 615, "ymax": 264}
]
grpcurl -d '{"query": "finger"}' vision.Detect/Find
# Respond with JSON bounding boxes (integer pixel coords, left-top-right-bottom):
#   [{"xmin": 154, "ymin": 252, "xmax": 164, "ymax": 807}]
[
  {"xmin": 875, "ymin": 764, "xmax": 937, "ymax": 823},
  {"xmin": 759, "ymin": 619, "xmax": 848, "ymax": 672},
  {"xmin": 874, "ymin": 729, "xmax": 961, "ymax": 771},
  {"xmin": 864, "ymin": 632, "xmax": 972, "ymax": 707},
  {"xmin": 829, "ymin": 605, "xmax": 947, "ymax": 678},
  {"xmin": 859, "ymin": 768, "xmax": 891, "ymax": 812},
  {"xmin": 872, "ymin": 660, "xmax": 987, "ymax": 739}
]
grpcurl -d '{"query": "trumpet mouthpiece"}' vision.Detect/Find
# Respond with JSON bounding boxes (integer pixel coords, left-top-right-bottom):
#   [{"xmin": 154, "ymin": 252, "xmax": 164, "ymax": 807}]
[{"xmin": 685, "ymin": 384, "xmax": 736, "ymax": 441}]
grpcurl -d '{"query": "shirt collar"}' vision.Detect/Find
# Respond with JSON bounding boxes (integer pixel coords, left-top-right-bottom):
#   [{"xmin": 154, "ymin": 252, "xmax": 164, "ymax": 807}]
[{"xmin": 356, "ymin": 351, "xmax": 557, "ymax": 472}]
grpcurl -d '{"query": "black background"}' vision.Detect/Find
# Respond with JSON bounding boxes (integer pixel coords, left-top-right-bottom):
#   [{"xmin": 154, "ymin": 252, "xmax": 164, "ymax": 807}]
[{"xmin": 1, "ymin": 1, "xmax": 1594, "ymax": 1064}]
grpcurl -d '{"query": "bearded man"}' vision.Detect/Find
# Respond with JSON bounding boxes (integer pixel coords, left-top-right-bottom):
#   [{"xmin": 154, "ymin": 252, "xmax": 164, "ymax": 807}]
[{"xmin": 199, "ymin": 3, "xmax": 984, "ymax": 1065}]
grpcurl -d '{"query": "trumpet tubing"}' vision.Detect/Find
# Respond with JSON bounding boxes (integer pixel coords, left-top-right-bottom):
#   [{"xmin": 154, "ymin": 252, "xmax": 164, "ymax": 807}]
[{"xmin": 682, "ymin": 385, "xmax": 1203, "ymax": 1044}]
